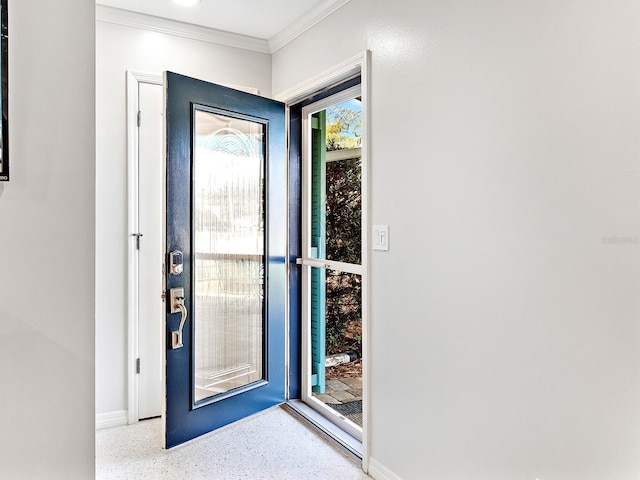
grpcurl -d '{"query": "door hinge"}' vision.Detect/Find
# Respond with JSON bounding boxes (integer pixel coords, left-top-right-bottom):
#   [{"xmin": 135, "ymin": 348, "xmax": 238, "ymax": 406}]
[
  {"xmin": 136, "ymin": 358, "xmax": 141, "ymax": 374},
  {"xmin": 137, "ymin": 110, "xmax": 141, "ymax": 127}
]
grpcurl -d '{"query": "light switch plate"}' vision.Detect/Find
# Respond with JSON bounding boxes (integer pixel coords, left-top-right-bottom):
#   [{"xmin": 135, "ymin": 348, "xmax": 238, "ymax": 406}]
[{"xmin": 373, "ymin": 225, "xmax": 389, "ymax": 251}]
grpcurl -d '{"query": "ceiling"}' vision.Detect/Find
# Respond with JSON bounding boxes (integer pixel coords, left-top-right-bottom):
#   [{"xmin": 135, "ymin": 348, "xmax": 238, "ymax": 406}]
[{"xmin": 96, "ymin": 0, "xmax": 341, "ymax": 41}]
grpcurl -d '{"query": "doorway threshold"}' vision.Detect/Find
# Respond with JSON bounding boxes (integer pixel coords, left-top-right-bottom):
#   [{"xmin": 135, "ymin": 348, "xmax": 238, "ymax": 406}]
[{"xmin": 284, "ymin": 400, "xmax": 362, "ymax": 459}]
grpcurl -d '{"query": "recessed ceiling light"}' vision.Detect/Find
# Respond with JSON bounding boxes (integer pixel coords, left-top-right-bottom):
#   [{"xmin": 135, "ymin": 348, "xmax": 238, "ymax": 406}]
[{"xmin": 172, "ymin": 0, "xmax": 200, "ymax": 6}]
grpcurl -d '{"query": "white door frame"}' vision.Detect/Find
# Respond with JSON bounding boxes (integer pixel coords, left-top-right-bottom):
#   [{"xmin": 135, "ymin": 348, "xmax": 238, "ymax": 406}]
[
  {"xmin": 300, "ymin": 83, "xmax": 364, "ymax": 443},
  {"xmin": 126, "ymin": 70, "xmax": 163, "ymax": 425},
  {"xmin": 275, "ymin": 50, "xmax": 371, "ymax": 471}
]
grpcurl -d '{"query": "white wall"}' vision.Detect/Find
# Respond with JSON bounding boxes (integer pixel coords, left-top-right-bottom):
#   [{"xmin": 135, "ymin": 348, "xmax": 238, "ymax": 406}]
[
  {"xmin": 0, "ymin": 1, "xmax": 95, "ymax": 478},
  {"xmin": 95, "ymin": 20, "xmax": 272, "ymax": 418},
  {"xmin": 274, "ymin": 1, "xmax": 640, "ymax": 479}
]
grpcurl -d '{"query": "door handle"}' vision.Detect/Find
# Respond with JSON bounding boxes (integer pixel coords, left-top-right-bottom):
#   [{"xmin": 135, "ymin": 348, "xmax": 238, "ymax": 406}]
[
  {"xmin": 169, "ymin": 288, "xmax": 188, "ymax": 349},
  {"xmin": 296, "ymin": 258, "xmax": 331, "ymax": 269}
]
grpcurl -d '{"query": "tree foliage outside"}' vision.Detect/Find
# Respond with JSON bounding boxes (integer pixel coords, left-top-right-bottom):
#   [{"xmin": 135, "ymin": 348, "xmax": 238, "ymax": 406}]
[
  {"xmin": 324, "ymin": 102, "xmax": 362, "ymax": 355},
  {"xmin": 326, "ymin": 105, "xmax": 361, "ymax": 151}
]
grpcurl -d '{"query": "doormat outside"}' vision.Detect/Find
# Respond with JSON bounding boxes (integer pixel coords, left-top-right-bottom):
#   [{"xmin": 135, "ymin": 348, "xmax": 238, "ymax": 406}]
[{"xmin": 332, "ymin": 400, "xmax": 362, "ymax": 416}]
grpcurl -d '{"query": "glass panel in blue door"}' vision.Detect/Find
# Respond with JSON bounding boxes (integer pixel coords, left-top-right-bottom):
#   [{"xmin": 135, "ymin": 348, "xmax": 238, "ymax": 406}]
[{"xmin": 193, "ymin": 109, "xmax": 265, "ymax": 403}]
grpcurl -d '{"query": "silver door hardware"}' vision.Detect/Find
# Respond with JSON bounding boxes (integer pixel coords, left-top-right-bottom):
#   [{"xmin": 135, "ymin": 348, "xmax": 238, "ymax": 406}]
[
  {"xmin": 295, "ymin": 258, "xmax": 331, "ymax": 268},
  {"xmin": 169, "ymin": 287, "xmax": 187, "ymax": 349},
  {"xmin": 169, "ymin": 250, "xmax": 183, "ymax": 275}
]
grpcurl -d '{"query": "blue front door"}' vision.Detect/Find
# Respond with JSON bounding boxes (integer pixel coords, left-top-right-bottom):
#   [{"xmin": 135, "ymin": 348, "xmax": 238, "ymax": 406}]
[{"xmin": 164, "ymin": 71, "xmax": 286, "ymax": 448}]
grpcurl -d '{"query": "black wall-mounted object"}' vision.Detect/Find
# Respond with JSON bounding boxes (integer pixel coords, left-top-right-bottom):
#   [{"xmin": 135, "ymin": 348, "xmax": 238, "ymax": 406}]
[{"xmin": 0, "ymin": 0, "xmax": 8, "ymax": 182}]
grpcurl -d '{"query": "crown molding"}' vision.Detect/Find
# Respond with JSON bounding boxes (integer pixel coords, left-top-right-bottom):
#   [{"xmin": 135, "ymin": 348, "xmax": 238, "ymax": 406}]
[
  {"xmin": 96, "ymin": 5, "xmax": 271, "ymax": 54},
  {"xmin": 97, "ymin": 1, "xmax": 352, "ymax": 55},
  {"xmin": 268, "ymin": 0, "xmax": 352, "ymax": 53}
]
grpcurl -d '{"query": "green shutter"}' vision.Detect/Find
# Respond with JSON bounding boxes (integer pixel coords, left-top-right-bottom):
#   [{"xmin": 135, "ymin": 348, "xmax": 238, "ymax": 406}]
[{"xmin": 310, "ymin": 110, "xmax": 326, "ymax": 394}]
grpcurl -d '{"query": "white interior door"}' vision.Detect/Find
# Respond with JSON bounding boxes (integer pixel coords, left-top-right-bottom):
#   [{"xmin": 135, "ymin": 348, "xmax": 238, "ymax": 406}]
[{"xmin": 137, "ymin": 81, "xmax": 164, "ymax": 420}]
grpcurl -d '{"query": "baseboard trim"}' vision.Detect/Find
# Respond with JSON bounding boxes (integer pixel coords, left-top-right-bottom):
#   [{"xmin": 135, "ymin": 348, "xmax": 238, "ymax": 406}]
[
  {"xmin": 368, "ymin": 457, "xmax": 404, "ymax": 480},
  {"xmin": 96, "ymin": 410, "xmax": 128, "ymax": 430}
]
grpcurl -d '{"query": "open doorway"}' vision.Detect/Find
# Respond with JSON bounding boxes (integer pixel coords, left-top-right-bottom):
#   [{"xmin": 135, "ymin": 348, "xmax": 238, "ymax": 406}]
[
  {"xmin": 283, "ymin": 52, "xmax": 370, "ymax": 460},
  {"xmin": 302, "ymin": 85, "xmax": 364, "ymax": 439}
]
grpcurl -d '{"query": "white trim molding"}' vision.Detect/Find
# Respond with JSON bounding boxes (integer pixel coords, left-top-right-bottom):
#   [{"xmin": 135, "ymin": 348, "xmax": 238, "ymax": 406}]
[
  {"xmin": 368, "ymin": 458, "xmax": 406, "ymax": 480},
  {"xmin": 96, "ymin": 410, "xmax": 129, "ymax": 430},
  {"xmin": 96, "ymin": 1, "xmax": 352, "ymax": 55},
  {"xmin": 268, "ymin": 0, "xmax": 352, "ymax": 53},
  {"xmin": 96, "ymin": 5, "xmax": 270, "ymax": 53},
  {"xmin": 274, "ymin": 52, "xmax": 366, "ymax": 104}
]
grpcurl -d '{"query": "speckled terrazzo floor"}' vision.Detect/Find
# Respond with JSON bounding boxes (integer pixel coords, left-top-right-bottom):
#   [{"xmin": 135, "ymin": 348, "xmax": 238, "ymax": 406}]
[{"xmin": 96, "ymin": 405, "xmax": 372, "ymax": 480}]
